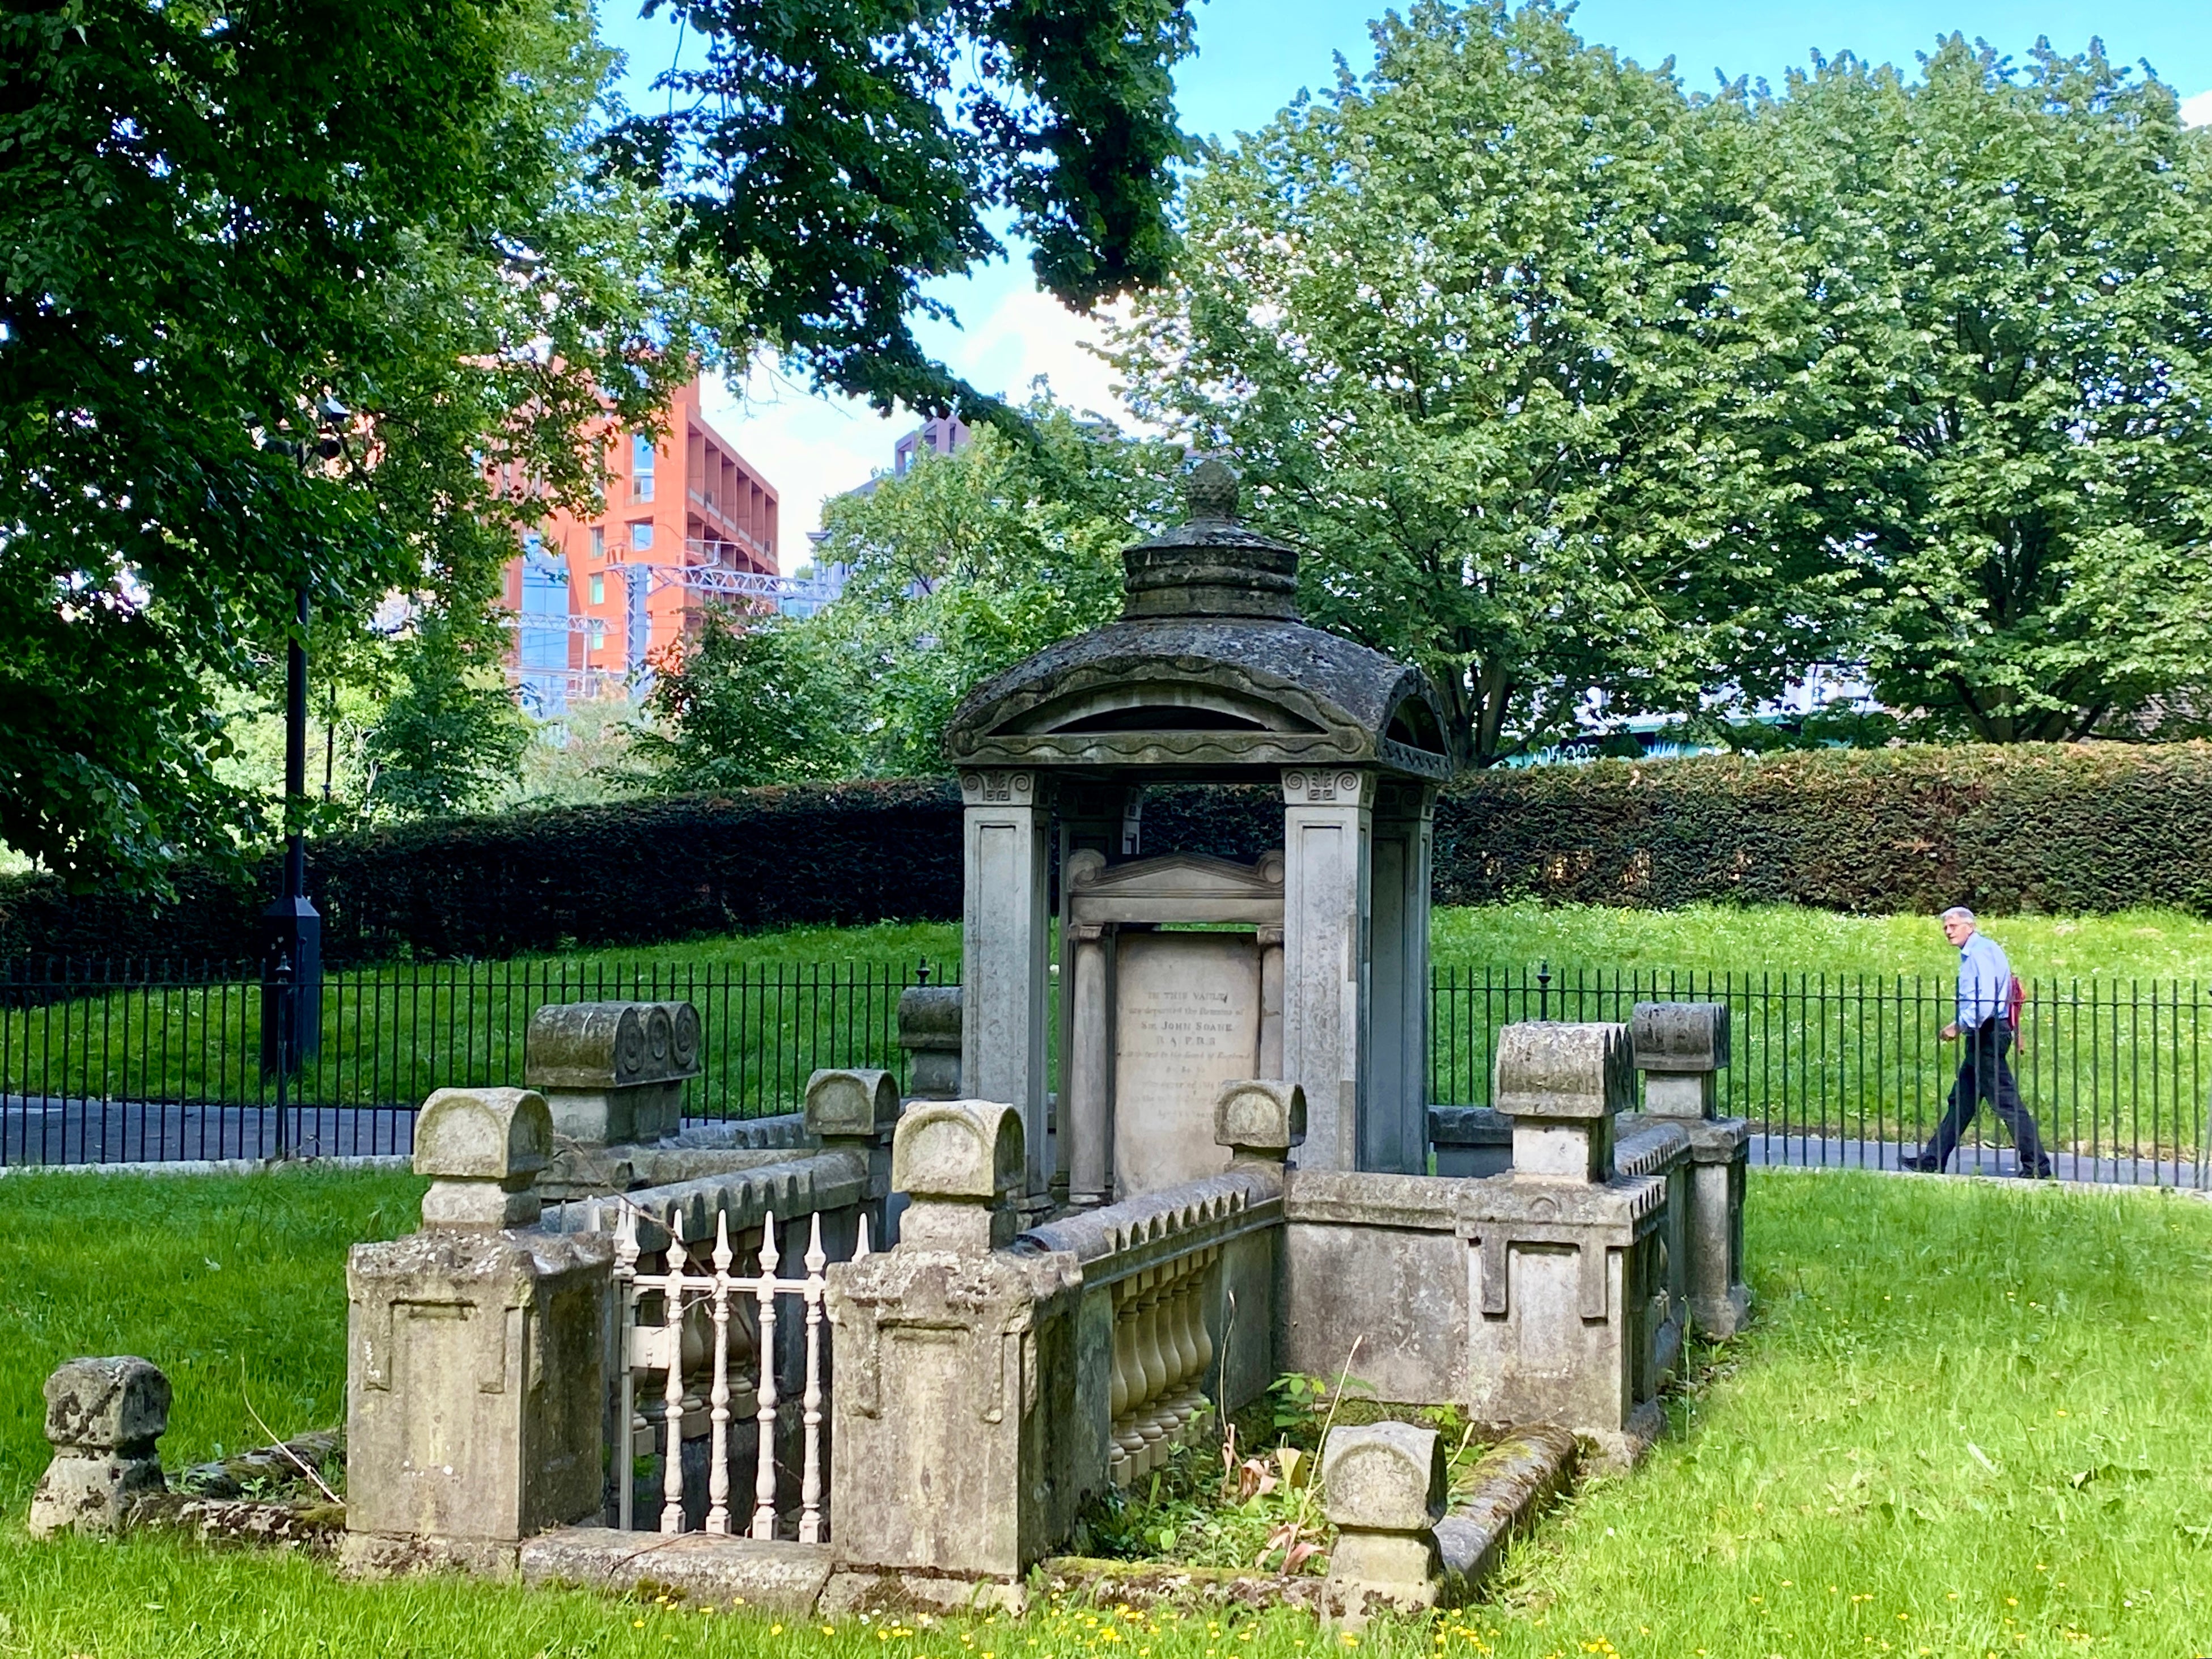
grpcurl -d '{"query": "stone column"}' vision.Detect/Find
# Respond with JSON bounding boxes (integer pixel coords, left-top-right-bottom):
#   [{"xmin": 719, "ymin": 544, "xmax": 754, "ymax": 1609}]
[
  {"xmin": 344, "ymin": 1087, "xmax": 615, "ymax": 1575},
  {"xmin": 27, "ymin": 1357, "xmax": 170, "ymax": 1538},
  {"xmin": 1056, "ymin": 785, "xmax": 1138, "ymax": 1204},
  {"xmin": 1630, "ymin": 1002, "xmax": 1751, "ymax": 1339},
  {"xmin": 825, "ymin": 1103, "xmax": 1083, "ymax": 1601},
  {"xmin": 1257, "ymin": 926, "xmax": 1285, "ymax": 1078},
  {"xmin": 961, "ymin": 768, "xmax": 1051, "ymax": 1208},
  {"xmin": 1367, "ymin": 782, "xmax": 1436, "ymax": 1174},
  {"xmin": 1279, "ymin": 767, "xmax": 1374, "ymax": 1173},
  {"xmin": 1066, "ymin": 925, "xmax": 1115, "ymax": 1207},
  {"xmin": 1322, "ymin": 1422, "xmax": 1446, "ymax": 1621}
]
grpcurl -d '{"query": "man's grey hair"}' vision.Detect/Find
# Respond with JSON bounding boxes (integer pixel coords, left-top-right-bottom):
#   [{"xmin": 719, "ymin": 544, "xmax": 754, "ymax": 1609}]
[{"xmin": 1940, "ymin": 905, "xmax": 1977, "ymax": 924}]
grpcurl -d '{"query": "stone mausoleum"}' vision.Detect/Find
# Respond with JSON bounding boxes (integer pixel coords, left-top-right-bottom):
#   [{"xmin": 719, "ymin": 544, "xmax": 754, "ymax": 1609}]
[
  {"xmin": 65, "ymin": 460, "xmax": 1759, "ymax": 1619},
  {"xmin": 944, "ymin": 459, "xmax": 1454, "ymax": 1208}
]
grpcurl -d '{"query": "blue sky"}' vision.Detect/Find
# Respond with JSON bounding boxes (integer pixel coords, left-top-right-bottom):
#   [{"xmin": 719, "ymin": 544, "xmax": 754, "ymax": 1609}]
[{"xmin": 595, "ymin": 0, "xmax": 2212, "ymax": 541}]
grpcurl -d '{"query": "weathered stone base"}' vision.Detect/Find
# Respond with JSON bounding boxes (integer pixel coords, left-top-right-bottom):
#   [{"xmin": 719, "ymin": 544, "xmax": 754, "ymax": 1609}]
[
  {"xmin": 520, "ymin": 1527, "xmax": 832, "ymax": 1610},
  {"xmin": 821, "ymin": 1569, "xmax": 1032, "ymax": 1616},
  {"xmin": 28, "ymin": 1453, "xmax": 165, "ymax": 1539},
  {"xmin": 339, "ymin": 1531, "xmax": 522, "ymax": 1578},
  {"xmin": 1691, "ymin": 1284, "xmax": 1753, "ymax": 1341}
]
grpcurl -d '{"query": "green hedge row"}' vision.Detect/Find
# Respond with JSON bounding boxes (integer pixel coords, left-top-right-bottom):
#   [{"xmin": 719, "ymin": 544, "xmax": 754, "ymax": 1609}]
[{"xmin": 6, "ymin": 744, "xmax": 2209, "ymax": 964}]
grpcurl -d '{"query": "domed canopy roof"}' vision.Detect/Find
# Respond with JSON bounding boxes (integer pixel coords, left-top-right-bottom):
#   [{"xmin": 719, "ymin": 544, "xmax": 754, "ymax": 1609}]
[{"xmin": 944, "ymin": 462, "xmax": 1451, "ymax": 781}]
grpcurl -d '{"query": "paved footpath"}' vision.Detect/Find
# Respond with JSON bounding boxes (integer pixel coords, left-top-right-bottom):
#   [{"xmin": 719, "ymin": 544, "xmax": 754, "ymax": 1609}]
[{"xmin": 1748, "ymin": 1132, "xmax": 2203, "ymax": 1189}]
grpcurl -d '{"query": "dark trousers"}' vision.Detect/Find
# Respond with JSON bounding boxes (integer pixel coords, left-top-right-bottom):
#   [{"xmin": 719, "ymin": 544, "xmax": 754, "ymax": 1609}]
[{"xmin": 1925, "ymin": 1021, "xmax": 2051, "ymax": 1176}]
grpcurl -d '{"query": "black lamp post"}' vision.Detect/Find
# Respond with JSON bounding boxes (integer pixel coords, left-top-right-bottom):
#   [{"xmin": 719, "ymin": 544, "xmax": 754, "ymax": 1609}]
[{"xmin": 259, "ymin": 401, "xmax": 345, "ymax": 1153}]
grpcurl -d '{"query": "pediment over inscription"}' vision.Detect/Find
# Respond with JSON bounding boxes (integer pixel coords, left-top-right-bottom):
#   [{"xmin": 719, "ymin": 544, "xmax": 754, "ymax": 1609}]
[{"xmin": 1066, "ymin": 849, "xmax": 1285, "ymax": 926}]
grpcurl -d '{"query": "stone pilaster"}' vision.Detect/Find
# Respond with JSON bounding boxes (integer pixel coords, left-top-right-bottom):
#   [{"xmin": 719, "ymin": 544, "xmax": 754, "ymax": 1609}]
[
  {"xmin": 1279, "ymin": 766, "xmax": 1374, "ymax": 1173},
  {"xmin": 960, "ymin": 769, "xmax": 1050, "ymax": 1207}
]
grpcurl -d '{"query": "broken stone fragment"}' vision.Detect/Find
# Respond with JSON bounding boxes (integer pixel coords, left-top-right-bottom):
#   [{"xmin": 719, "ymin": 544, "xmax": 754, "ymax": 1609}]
[{"xmin": 28, "ymin": 1356, "xmax": 170, "ymax": 1539}]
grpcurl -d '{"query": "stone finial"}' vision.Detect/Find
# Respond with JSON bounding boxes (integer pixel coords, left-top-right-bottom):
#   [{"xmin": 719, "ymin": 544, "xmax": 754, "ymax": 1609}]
[
  {"xmin": 1630, "ymin": 1002, "xmax": 1730, "ymax": 1074},
  {"xmin": 28, "ymin": 1357, "xmax": 169, "ymax": 1538},
  {"xmin": 896, "ymin": 985, "xmax": 964, "ymax": 1102},
  {"xmin": 1322, "ymin": 1421, "xmax": 1446, "ymax": 1616},
  {"xmin": 805, "ymin": 1068, "xmax": 900, "ymax": 1141},
  {"xmin": 1214, "ymin": 1079, "xmax": 1306, "ymax": 1162},
  {"xmin": 1186, "ymin": 457, "xmax": 1240, "ymax": 523},
  {"xmin": 1493, "ymin": 1022, "xmax": 1632, "ymax": 1183},
  {"xmin": 414, "ymin": 1086, "xmax": 553, "ymax": 1230},
  {"xmin": 522, "ymin": 1001, "xmax": 701, "ymax": 1147},
  {"xmin": 892, "ymin": 1101, "xmax": 1024, "ymax": 1252}
]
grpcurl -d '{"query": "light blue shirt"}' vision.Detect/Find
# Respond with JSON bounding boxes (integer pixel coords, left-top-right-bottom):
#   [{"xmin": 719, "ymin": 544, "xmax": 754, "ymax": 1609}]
[{"xmin": 1956, "ymin": 930, "xmax": 2011, "ymax": 1030}]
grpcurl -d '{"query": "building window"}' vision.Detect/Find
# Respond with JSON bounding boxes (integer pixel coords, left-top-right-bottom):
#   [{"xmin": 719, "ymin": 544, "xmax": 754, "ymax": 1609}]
[
  {"xmin": 632, "ymin": 433, "xmax": 655, "ymax": 502},
  {"xmin": 590, "ymin": 625, "xmax": 605, "ymax": 650},
  {"xmin": 590, "ymin": 574, "xmax": 605, "ymax": 606},
  {"xmin": 629, "ymin": 522, "xmax": 654, "ymax": 553},
  {"xmin": 590, "ymin": 526, "xmax": 604, "ymax": 560}
]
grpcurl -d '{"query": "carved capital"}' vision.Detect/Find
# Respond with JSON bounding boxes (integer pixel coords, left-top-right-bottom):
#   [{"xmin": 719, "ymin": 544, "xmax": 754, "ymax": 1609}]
[
  {"xmin": 960, "ymin": 769, "xmax": 1037, "ymax": 807},
  {"xmin": 1281, "ymin": 767, "xmax": 1374, "ymax": 808}
]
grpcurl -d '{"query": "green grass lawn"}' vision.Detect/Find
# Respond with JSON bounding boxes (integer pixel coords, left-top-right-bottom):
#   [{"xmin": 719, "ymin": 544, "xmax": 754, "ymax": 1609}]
[{"xmin": 2, "ymin": 1168, "xmax": 2208, "ymax": 1656}]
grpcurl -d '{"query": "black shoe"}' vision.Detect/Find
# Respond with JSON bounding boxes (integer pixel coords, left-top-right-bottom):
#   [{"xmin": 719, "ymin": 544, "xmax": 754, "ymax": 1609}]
[
  {"xmin": 1904, "ymin": 1156, "xmax": 1943, "ymax": 1174},
  {"xmin": 2021, "ymin": 1165, "xmax": 2056, "ymax": 1181}
]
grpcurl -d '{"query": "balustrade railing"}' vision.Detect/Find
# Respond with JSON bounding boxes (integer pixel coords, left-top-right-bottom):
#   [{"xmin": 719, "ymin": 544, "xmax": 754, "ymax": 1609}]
[
  {"xmin": 1107, "ymin": 1244, "xmax": 1220, "ymax": 1485},
  {"xmin": 608, "ymin": 1204, "xmax": 858, "ymax": 1540}
]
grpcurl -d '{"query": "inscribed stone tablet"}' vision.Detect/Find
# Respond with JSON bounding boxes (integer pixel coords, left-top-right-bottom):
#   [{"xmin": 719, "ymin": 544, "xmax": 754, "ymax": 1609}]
[{"xmin": 1113, "ymin": 932, "xmax": 1260, "ymax": 1197}]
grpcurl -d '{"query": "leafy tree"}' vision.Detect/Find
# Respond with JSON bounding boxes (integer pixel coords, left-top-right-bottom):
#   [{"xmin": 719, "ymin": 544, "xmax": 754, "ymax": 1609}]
[
  {"xmin": 630, "ymin": 610, "xmax": 860, "ymax": 790},
  {"xmin": 1739, "ymin": 41, "xmax": 2212, "ymax": 741},
  {"xmin": 1, "ymin": 0, "xmax": 714, "ymax": 883},
  {"xmin": 813, "ymin": 412, "xmax": 1181, "ymax": 774},
  {"xmin": 620, "ymin": 0, "xmax": 1195, "ymax": 416},
  {"xmin": 1111, "ymin": 1, "xmax": 1819, "ymax": 768},
  {"xmin": 362, "ymin": 613, "xmax": 532, "ymax": 819}
]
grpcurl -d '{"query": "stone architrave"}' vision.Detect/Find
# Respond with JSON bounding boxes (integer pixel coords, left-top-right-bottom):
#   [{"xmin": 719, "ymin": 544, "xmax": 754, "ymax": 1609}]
[
  {"xmin": 960, "ymin": 769, "xmax": 1050, "ymax": 1208},
  {"xmin": 345, "ymin": 1087, "xmax": 613, "ymax": 1573},
  {"xmin": 27, "ymin": 1357, "xmax": 170, "ymax": 1539},
  {"xmin": 1112, "ymin": 932, "xmax": 1260, "ymax": 1198},
  {"xmin": 524, "ymin": 1001, "xmax": 701, "ymax": 1147},
  {"xmin": 1281, "ymin": 766, "xmax": 1374, "ymax": 1174},
  {"xmin": 1628, "ymin": 1001, "xmax": 1750, "ymax": 1338}
]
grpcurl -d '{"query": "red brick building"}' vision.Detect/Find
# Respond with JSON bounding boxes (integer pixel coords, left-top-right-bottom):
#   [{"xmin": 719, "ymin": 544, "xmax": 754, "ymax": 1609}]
[{"xmin": 506, "ymin": 379, "xmax": 779, "ymax": 711}]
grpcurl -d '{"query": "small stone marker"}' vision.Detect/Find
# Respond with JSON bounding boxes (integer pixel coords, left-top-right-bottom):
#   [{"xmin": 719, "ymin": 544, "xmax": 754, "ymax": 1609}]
[
  {"xmin": 1322, "ymin": 1421, "xmax": 1446, "ymax": 1616},
  {"xmin": 414, "ymin": 1086, "xmax": 553, "ymax": 1230},
  {"xmin": 892, "ymin": 1099, "xmax": 1024, "ymax": 1252},
  {"xmin": 28, "ymin": 1356, "xmax": 169, "ymax": 1538},
  {"xmin": 1214, "ymin": 1078, "xmax": 1306, "ymax": 1163}
]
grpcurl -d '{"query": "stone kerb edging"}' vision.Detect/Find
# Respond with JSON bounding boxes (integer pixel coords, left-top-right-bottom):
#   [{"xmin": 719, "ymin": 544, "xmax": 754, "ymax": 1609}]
[{"xmin": 1011, "ymin": 1167, "xmax": 1283, "ymax": 1288}]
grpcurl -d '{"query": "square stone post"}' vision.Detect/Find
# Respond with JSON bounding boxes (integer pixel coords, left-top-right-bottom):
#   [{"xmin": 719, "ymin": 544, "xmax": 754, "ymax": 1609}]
[
  {"xmin": 344, "ymin": 1087, "xmax": 614, "ymax": 1575},
  {"xmin": 1630, "ymin": 1002, "xmax": 1751, "ymax": 1338},
  {"xmin": 825, "ymin": 1103, "xmax": 1082, "ymax": 1602},
  {"xmin": 1323, "ymin": 1422, "xmax": 1446, "ymax": 1621},
  {"xmin": 1461, "ymin": 1023, "xmax": 1667, "ymax": 1466},
  {"xmin": 961, "ymin": 768, "xmax": 1051, "ymax": 1208},
  {"xmin": 1280, "ymin": 767, "xmax": 1374, "ymax": 1173},
  {"xmin": 524, "ymin": 1000, "xmax": 701, "ymax": 1150},
  {"xmin": 1367, "ymin": 781, "xmax": 1436, "ymax": 1174}
]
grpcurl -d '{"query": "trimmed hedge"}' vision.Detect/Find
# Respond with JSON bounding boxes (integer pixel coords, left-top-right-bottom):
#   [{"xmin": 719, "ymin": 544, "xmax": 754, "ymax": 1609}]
[
  {"xmin": 7, "ymin": 744, "xmax": 2212, "ymax": 964},
  {"xmin": 1432, "ymin": 743, "xmax": 2212, "ymax": 917}
]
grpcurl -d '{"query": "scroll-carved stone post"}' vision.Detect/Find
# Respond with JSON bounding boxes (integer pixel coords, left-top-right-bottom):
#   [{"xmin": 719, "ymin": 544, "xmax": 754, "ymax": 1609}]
[
  {"xmin": 1460, "ymin": 1023, "xmax": 1668, "ymax": 1466},
  {"xmin": 27, "ymin": 1357, "xmax": 170, "ymax": 1539},
  {"xmin": 524, "ymin": 1001, "xmax": 701, "ymax": 1148},
  {"xmin": 897, "ymin": 985, "xmax": 964, "ymax": 1102},
  {"xmin": 825, "ymin": 1103, "xmax": 1082, "ymax": 1603},
  {"xmin": 1323, "ymin": 1421, "xmax": 1446, "ymax": 1620},
  {"xmin": 1630, "ymin": 1002, "xmax": 1751, "ymax": 1338},
  {"xmin": 344, "ymin": 1087, "xmax": 613, "ymax": 1575}
]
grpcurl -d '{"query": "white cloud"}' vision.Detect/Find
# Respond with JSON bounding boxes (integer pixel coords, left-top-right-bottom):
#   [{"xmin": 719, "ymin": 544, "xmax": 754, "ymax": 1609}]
[{"xmin": 2183, "ymin": 90, "xmax": 2212, "ymax": 128}]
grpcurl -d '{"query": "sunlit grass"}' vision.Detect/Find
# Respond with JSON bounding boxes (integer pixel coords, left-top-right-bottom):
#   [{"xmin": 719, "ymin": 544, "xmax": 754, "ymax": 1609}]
[{"xmin": 2, "ymin": 1170, "xmax": 2208, "ymax": 1656}]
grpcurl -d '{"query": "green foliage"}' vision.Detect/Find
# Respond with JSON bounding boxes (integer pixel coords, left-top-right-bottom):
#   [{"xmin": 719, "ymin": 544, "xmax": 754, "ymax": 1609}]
[
  {"xmin": 362, "ymin": 612, "xmax": 531, "ymax": 820},
  {"xmin": 0, "ymin": 0, "xmax": 719, "ymax": 886},
  {"xmin": 1739, "ymin": 43, "xmax": 2212, "ymax": 742},
  {"xmin": 617, "ymin": 0, "xmax": 1194, "ymax": 419},
  {"xmin": 632, "ymin": 610, "xmax": 861, "ymax": 791},
  {"xmin": 1113, "ymin": 1, "xmax": 1819, "ymax": 767},
  {"xmin": 813, "ymin": 413, "xmax": 1183, "ymax": 775},
  {"xmin": 1434, "ymin": 742, "xmax": 2212, "ymax": 917}
]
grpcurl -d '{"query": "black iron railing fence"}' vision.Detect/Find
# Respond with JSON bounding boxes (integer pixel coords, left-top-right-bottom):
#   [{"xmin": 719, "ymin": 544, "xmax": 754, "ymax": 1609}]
[
  {"xmin": 5, "ymin": 957, "xmax": 2207, "ymax": 1186},
  {"xmin": 1431, "ymin": 965, "xmax": 2211, "ymax": 1187}
]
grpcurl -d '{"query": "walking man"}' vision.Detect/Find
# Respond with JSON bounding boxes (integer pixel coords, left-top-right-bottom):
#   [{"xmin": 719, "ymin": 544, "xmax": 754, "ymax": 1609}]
[{"xmin": 1910, "ymin": 907, "xmax": 2053, "ymax": 1178}]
